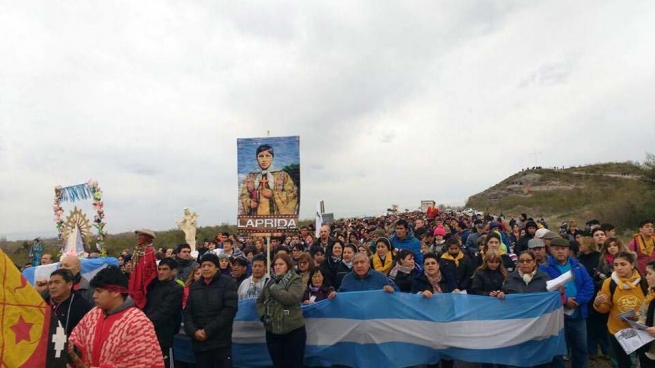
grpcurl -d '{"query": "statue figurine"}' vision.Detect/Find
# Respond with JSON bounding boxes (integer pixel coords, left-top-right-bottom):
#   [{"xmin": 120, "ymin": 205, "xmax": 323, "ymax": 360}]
[
  {"xmin": 177, "ymin": 207, "xmax": 199, "ymax": 251},
  {"xmin": 29, "ymin": 237, "xmax": 44, "ymax": 266}
]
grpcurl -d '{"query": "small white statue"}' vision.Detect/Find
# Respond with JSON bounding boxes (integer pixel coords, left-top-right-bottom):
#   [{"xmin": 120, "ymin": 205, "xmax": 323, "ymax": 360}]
[{"xmin": 177, "ymin": 207, "xmax": 199, "ymax": 251}]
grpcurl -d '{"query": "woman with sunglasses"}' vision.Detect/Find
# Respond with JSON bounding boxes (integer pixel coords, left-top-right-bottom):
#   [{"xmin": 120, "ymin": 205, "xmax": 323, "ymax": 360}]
[{"xmin": 500, "ymin": 250, "xmax": 550, "ymax": 296}]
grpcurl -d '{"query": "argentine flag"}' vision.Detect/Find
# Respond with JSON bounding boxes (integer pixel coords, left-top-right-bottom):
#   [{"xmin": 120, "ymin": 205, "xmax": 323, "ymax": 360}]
[
  {"xmin": 22, "ymin": 257, "xmax": 119, "ymax": 286},
  {"xmin": 176, "ymin": 290, "xmax": 566, "ymax": 367}
]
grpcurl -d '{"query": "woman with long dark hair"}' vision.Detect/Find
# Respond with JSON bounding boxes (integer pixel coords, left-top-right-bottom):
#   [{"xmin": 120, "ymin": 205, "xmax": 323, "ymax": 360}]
[{"xmin": 257, "ymin": 253, "xmax": 305, "ymax": 368}]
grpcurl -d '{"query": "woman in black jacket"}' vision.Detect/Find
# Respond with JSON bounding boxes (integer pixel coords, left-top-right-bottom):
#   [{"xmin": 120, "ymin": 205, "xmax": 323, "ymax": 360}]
[
  {"xmin": 334, "ymin": 243, "xmax": 357, "ymax": 290},
  {"xmin": 412, "ymin": 252, "xmax": 455, "ymax": 368},
  {"xmin": 389, "ymin": 249, "xmax": 419, "ymax": 293},
  {"xmin": 470, "ymin": 250, "xmax": 507, "ymax": 297},
  {"xmin": 500, "ymin": 251, "xmax": 550, "ymax": 295},
  {"xmin": 320, "ymin": 240, "xmax": 343, "ymax": 287}
]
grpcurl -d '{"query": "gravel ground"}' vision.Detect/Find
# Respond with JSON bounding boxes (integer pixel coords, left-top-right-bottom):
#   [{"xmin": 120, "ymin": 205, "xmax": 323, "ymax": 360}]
[{"xmin": 454, "ymin": 355, "xmax": 612, "ymax": 368}]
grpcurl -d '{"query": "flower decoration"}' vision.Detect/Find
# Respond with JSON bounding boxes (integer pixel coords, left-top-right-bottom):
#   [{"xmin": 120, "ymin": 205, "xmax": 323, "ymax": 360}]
[
  {"xmin": 53, "ymin": 186, "xmax": 65, "ymax": 250},
  {"xmin": 87, "ymin": 179, "xmax": 107, "ymax": 257}
]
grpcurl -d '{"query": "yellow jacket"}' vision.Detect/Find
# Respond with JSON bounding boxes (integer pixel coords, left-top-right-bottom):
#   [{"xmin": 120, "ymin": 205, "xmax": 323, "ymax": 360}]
[{"xmin": 594, "ymin": 271, "xmax": 646, "ymax": 334}]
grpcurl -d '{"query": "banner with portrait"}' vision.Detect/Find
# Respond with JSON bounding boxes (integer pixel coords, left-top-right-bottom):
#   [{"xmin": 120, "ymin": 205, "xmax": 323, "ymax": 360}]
[{"xmin": 237, "ymin": 136, "xmax": 300, "ymax": 233}]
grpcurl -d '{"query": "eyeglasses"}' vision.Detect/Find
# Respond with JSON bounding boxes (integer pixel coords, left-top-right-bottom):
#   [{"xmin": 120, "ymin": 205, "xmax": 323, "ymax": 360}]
[{"xmin": 518, "ymin": 259, "xmax": 534, "ymax": 264}]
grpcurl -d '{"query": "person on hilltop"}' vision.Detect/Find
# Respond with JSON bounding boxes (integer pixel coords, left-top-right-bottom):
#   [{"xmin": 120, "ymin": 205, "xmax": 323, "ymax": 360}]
[
  {"xmin": 390, "ymin": 219, "xmax": 423, "ymax": 266},
  {"xmin": 129, "ymin": 229, "xmax": 159, "ymax": 310},
  {"xmin": 67, "ymin": 266, "xmax": 164, "ymax": 368},
  {"xmin": 627, "ymin": 219, "xmax": 655, "ymax": 276}
]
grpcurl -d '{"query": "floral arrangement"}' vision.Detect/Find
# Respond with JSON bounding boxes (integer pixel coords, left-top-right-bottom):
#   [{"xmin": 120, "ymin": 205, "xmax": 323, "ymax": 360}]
[
  {"xmin": 88, "ymin": 179, "xmax": 107, "ymax": 256},
  {"xmin": 53, "ymin": 185, "xmax": 65, "ymax": 245}
]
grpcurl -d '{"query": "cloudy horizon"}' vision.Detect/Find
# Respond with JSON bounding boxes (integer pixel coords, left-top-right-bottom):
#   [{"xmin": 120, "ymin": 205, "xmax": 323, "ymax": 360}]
[{"xmin": 1, "ymin": 1, "xmax": 654, "ymax": 241}]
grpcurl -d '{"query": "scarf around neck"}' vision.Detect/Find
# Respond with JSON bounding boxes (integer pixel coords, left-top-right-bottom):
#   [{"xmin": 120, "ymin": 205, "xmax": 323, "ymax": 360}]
[
  {"xmin": 373, "ymin": 253, "xmax": 393, "ymax": 274},
  {"xmin": 519, "ymin": 268, "xmax": 538, "ymax": 285},
  {"xmin": 635, "ymin": 235, "xmax": 655, "ymax": 257},
  {"xmin": 441, "ymin": 251, "xmax": 464, "ymax": 267},
  {"xmin": 611, "ymin": 269, "xmax": 642, "ymax": 290},
  {"xmin": 426, "ymin": 272, "xmax": 443, "ymax": 294}
]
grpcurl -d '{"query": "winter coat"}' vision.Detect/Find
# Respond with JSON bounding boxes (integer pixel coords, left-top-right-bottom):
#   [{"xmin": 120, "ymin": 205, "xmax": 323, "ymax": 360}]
[
  {"xmin": 411, "ymin": 272, "xmax": 456, "ymax": 294},
  {"xmin": 390, "ymin": 231, "xmax": 423, "ymax": 266},
  {"xmin": 502, "ymin": 269, "xmax": 550, "ymax": 294},
  {"xmin": 334, "ymin": 261, "xmax": 353, "ymax": 290},
  {"xmin": 256, "ymin": 271, "xmax": 304, "ymax": 335},
  {"xmin": 470, "ymin": 268, "xmax": 506, "ymax": 296},
  {"xmin": 540, "ymin": 256, "xmax": 595, "ymax": 319},
  {"xmin": 439, "ymin": 253, "xmax": 474, "ymax": 291},
  {"xmin": 184, "ymin": 273, "xmax": 238, "ymax": 351},
  {"xmin": 145, "ymin": 278, "xmax": 184, "ymax": 348},
  {"xmin": 302, "ymin": 284, "xmax": 335, "ymax": 303},
  {"xmin": 339, "ymin": 269, "xmax": 399, "ymax": 292},
  {"xmin": 176, "ymin": 258, "xmax": 199, "ymax": 283}
]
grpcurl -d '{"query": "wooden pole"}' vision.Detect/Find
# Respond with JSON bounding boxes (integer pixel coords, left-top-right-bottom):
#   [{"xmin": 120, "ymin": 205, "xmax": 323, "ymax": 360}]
[{"xmin": 266, "ymin": 234, "xmax": 271, "ymax": 279}]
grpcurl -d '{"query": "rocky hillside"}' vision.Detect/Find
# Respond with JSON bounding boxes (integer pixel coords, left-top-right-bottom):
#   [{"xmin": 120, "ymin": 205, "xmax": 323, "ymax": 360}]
[{"xmin": 465, "ymin": 162, "xmax": 650, "ymax": 232}]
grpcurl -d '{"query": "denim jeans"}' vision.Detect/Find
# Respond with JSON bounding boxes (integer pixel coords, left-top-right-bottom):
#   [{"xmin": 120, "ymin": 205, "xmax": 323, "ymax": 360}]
[{"xmin": 550, "ymin": 317, "xmax": 587, "ymax": 368}]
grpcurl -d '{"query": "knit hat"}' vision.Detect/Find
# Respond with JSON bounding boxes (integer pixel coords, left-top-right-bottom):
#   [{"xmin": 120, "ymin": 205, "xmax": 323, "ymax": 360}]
[
  {"xmin": 433, "ymin": 226, "xmax": 446, "ymax": 237},
  {"xmin": 200, "ymin": 253, "xmax": 220, "ymax": 267},
  {"xmin": 489, "ymin": 221, "xmax": 500, "ymax": 230}
]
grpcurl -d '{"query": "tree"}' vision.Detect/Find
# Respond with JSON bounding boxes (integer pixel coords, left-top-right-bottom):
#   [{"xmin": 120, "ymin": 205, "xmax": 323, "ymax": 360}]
[{"xmin": 643, "ymin": 152, "xmax": 655, "ymax": 188}]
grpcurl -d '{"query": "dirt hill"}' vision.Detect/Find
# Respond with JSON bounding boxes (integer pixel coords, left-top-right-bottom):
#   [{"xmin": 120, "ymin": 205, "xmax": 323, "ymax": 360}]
[{"xmin": 465, "ymin": 162, "xmax": 650, "ymax": 232}]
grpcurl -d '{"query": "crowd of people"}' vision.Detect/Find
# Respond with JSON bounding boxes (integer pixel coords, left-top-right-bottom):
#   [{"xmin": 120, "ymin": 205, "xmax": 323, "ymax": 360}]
[{"xmin": 24, "ymin": 211, "xmax": 655, "ymax": 368}]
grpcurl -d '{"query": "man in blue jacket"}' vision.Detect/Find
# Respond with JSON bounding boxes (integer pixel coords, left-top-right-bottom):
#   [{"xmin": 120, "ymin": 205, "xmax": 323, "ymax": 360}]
[
  {"xmin": 338, "ymin": 253, "xmax": 399, "ymax": 293},
  {"xmin": 540, "ymin": 237, "xmax": 594, "ymax": 368},
  {"xmin": 390, "ymin": 219, "xmax": 423, "ymax": 266}
]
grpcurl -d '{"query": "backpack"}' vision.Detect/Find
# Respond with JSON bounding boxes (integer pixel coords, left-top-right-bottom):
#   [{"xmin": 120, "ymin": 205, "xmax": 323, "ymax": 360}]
[{"xmin": 609, "ymin": 277, "xmax": 649, "ymax": 299}]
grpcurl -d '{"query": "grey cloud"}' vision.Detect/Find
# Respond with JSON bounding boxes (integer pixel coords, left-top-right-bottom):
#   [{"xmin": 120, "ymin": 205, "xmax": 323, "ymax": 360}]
[{"xmin": 1, "ymin": 1, "xmax": 654, "ymax": 237}]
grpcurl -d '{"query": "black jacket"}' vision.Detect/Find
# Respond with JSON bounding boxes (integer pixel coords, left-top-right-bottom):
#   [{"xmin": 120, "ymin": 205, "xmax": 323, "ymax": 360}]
[
  {"xmin": 502, "ymin": 269, "xmax": 550, "ymax": 294},
  {"xmin": 184, "ymin": 273, "xmax": 238, "ymax": 351},
  {"xmin": 144, "ymin": 278, "xmax": 184, "ymax": 348},
  {"xmin": 176, "ymin": 258, "xmax": 199, "ymax": 283},
  {"xmin": 470, "ymin": 268, "xmax": 506, "ymax": 296},
  {"xmin": 46, "ymin": 290, "xmax": 93, "ymax": 336},
  {"xmin": 515, "ymin": 234, "xmax": 534, "ymax": 254},
  {"xmin": 334, "ymin": 261, "xmax": 353, "ymax": 290},
  {"xmin": 473, "ymin": 253, "xmax": 516, "ymax": 274},
  {"xmin": 320, "ymin": 257, "xmax": 341, "ymax": 288},
  {"xmin": 439, "ymin": 254, "xmax": 474, "ymax": 291},
  {"xmin": 411, "ymin": 272, "xmax": 456, "ymax": 294}
]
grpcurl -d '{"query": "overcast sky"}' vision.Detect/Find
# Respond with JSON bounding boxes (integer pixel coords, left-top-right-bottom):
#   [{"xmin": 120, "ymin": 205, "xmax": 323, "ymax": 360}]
[{"xmin": 1, "ymin": 1, "xmax": 654, "ymax": 240}]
